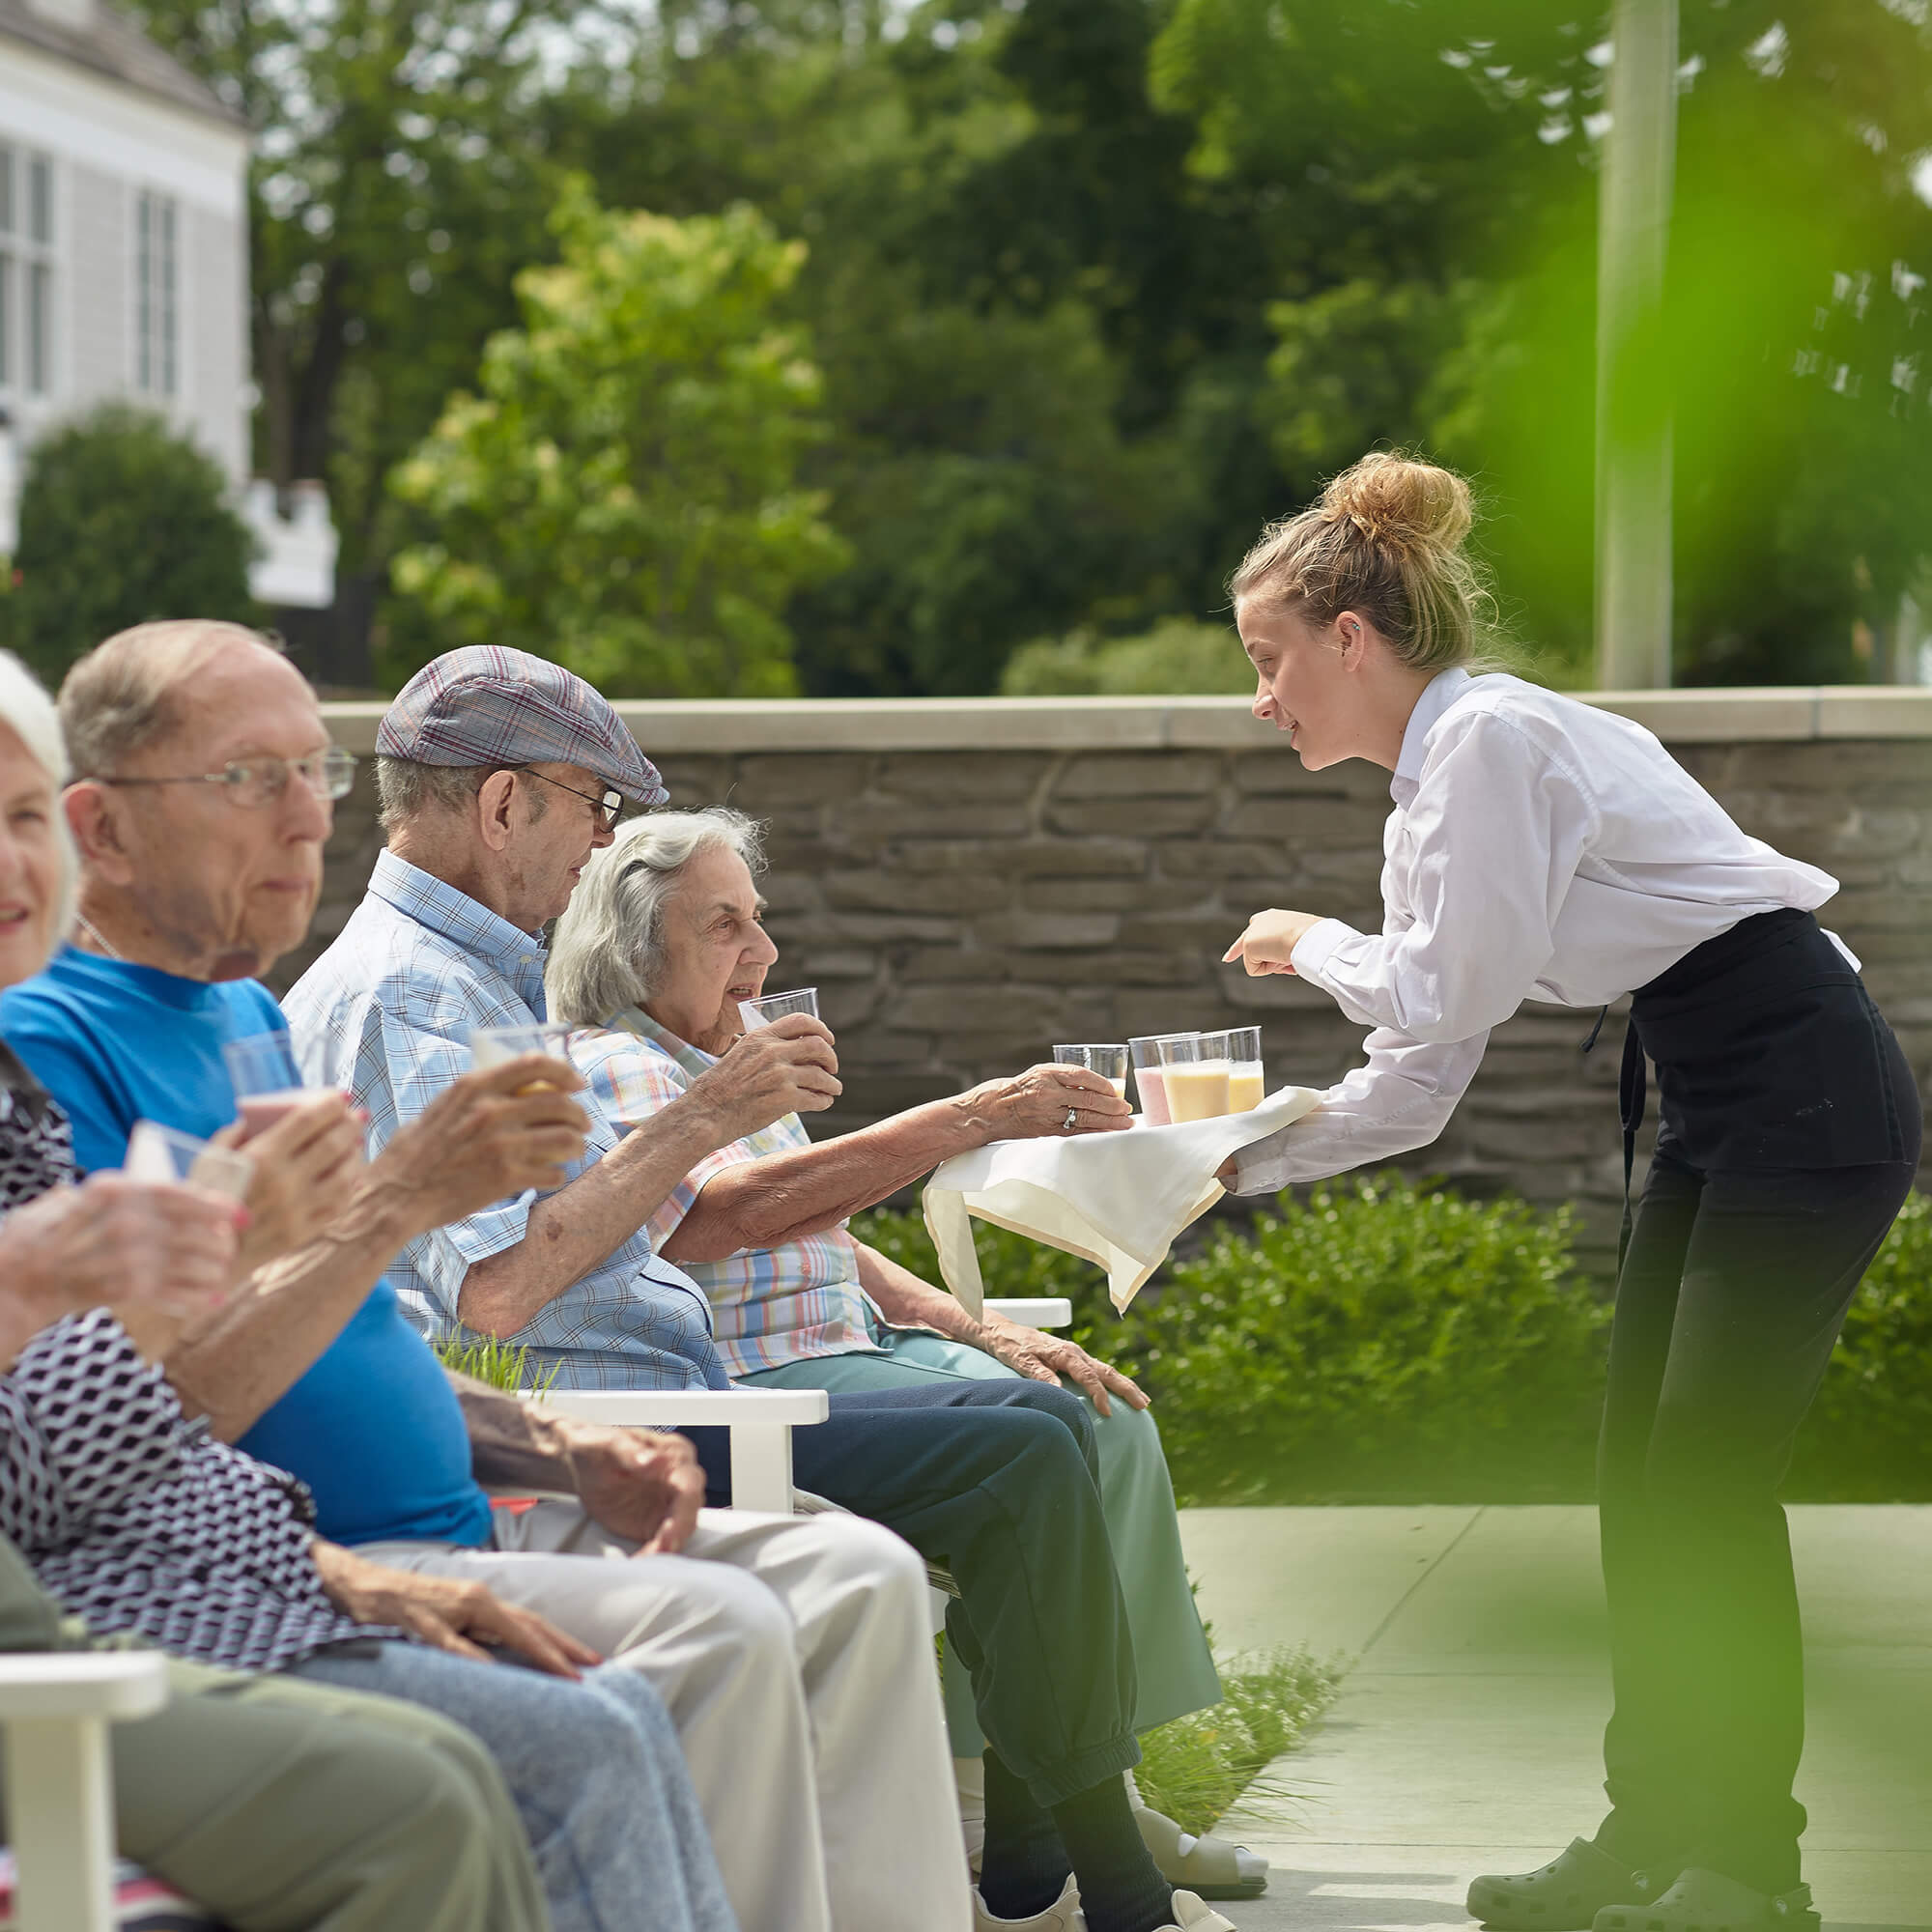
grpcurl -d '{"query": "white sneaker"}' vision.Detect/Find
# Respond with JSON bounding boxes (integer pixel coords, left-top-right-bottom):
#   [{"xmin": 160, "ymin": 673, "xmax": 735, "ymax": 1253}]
[
  {"xmin": 971, "ymin": 1874, "xmax": 1084, "ymax": 1930},
  {"xmin": 1155, "ymin": 1890, "xmax": 1238, "ymax": 1931}
]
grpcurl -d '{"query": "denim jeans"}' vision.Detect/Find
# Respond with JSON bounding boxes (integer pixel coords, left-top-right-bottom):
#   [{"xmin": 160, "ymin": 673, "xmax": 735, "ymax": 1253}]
[{"xmin": 293, "ymin": 1639, "xmax": 736, "ymax": 1932}]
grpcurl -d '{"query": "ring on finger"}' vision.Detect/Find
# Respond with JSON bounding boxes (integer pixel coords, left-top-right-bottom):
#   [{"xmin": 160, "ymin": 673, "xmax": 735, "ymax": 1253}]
[{"xmin": 1063, "ymin": 1107, "xmax": 1078, "ymax": 1132}]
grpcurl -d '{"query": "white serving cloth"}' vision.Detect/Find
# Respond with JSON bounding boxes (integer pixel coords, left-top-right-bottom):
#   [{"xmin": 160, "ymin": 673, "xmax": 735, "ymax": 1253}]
[{"xmin": 923, "ymin": 1086, "xmax": 1321, "ymax": 1314}]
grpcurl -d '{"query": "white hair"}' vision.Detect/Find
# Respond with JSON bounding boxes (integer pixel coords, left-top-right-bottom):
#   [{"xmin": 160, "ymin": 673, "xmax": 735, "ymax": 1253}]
[
  {"xmin": 0, "ymin": 650, "xmax": 77, "ymax": 961},
  {"xmin": 547, "ymin": 808, "xmax": 766, "ymax": 1027}
]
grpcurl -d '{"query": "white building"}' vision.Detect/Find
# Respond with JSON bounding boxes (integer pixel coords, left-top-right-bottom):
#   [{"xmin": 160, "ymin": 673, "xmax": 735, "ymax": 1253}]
[{"xmin": 0, "ymin": 0, "xmax": 332, "ymax": 605}]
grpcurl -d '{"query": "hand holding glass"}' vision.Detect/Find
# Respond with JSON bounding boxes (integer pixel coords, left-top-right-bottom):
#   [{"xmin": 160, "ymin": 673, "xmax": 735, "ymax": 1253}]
[
  {"xmin": 1052, "ymin": 1043, "xmax": 1128, "ymax": 1099},
  {"xmin": 739, "ymin": 987, "xmax": 819, "ymax": 1032},
  {"xmin": 469, "ymin": 1022, "xmax": 575, "ymax": 1094},
  {"xmin": 125, "ymin": 1120, "xmax": 255, "ymax": 1202}
]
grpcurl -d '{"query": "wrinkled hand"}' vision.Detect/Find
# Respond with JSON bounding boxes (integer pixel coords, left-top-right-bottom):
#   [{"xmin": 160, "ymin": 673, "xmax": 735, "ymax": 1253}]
[
  {"xmin": 963, "ymin": 1065, "xmax": 1132, "ymax": 1143},
  {"xmin": 375, "ymin": 1057, "xmax": 592, "ymax": 1236},
  {"xmin": 216, "ymin": 1094, "xmax": 365, "ymax": 1273},
  {"xmin": 692, "ymin": 1015, "xmax": 842, "ymax": 1139},
  {"xmin": 310, "ymin": 1541, "xmax": 601, "ymax": 1678},
  {"xmin": 974, "ymin": 1315, "xmax": 1149, "ymax": 1419},
  {"xmin": 565, "ymin": 1424, "xmax": 705, "ymax": 1556},
  {"xmin": 0, "ymin": 1172, "xmax": 241, "ymax": 1328},
  {"xmin": 1222, "ymin": 907, "xmax": 1325, "ymax": 977}
]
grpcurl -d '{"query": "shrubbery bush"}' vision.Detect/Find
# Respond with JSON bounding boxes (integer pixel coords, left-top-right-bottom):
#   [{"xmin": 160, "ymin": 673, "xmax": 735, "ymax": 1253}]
[
  {"xmin": 855, "ymin": 1177, "xmax": 1932, "ymax": 1504},
  {"xmin": 11, "ymin": 404, "xmax": 257, "ymax": 679},
  {"xmin": 1791, "ymin": 1188, "xmax": 1932, "ymax": 1497}
]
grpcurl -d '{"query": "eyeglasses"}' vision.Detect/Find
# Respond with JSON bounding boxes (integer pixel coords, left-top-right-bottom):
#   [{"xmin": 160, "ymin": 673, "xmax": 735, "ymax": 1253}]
[
  {"xmin": 101, "ymin": 747, "xmax": 358, "ymax": 810},
  {"xmin": 512, "ymin": 766, "xmax": 625, "ymax": 829}
]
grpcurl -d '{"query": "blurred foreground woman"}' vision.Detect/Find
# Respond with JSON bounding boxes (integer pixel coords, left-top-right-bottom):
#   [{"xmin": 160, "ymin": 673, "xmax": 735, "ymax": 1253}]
[{"xmin": 1217, "ymin": 454, "xmax": 1918, "ymax": 1932}]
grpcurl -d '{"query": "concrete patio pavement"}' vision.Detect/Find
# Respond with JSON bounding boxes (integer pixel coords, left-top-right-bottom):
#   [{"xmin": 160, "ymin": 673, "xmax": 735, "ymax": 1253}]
[{"xmin": 1176, "ymin": 1506, "xmax": 1932, "ymax": 1931}]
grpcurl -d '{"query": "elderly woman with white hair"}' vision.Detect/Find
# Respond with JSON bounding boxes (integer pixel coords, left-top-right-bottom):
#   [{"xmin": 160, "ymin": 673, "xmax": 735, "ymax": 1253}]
[{"xmin": 549, "ymin": 806, "xmax": 1265, "ymax": 1905}]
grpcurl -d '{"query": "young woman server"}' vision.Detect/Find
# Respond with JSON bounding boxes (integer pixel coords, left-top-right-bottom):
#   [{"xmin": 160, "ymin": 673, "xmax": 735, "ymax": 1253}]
[{"xmin": 1218, "ymin": 453, "xmax": 1919, "ymax": 1932}]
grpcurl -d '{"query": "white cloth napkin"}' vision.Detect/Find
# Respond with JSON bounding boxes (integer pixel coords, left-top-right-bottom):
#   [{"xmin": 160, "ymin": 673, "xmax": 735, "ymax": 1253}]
[{"xmin": 922, "ymin": 1086, "xmax": 1321, "ymax": 1315}]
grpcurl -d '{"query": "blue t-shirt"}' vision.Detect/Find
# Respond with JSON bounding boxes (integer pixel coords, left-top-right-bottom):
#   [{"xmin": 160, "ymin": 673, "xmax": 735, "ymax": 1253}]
[{"xmin": 0, "ymin": 946, "xmax": 492, "ymax": 1548}]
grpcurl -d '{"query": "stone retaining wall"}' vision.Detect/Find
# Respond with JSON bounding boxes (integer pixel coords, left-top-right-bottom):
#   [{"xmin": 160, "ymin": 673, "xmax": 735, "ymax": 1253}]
[{"xmin": 287, "ymin": 688, "xmax": 1932, "ymax": 1264}]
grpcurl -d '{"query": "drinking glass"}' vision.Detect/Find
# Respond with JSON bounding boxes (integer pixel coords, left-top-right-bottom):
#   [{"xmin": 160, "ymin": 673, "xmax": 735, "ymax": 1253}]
[
  {"xmin": 1052, "ymin": 1043, "xmax": 1129, "ymax": 1099},
  {"xmin": 1157, "ymin": 1033, "xmax": 1232, "ymax": 1122},
  {"xmin": 469, "ymin": 1022, "xmax": 574, "ymax": 1092},
  {"xmin": 221, "ymin": 1030, "xmax": 327, "ymax": 1131},
  {"xmin": 1224, "ymin": 1026, "xmax": 1264, "ymax": 1113},
  {"xmin": 125, "ymin": 1120, "xmax": 254, "ymax": 1201},
  {"xmin": 739, "ymin": 987, "xmax": 819, "ymax": 1032},
  {"xmin": 1129, "ymin": 1034, "xmax": 1195, "ymax": 1125}
]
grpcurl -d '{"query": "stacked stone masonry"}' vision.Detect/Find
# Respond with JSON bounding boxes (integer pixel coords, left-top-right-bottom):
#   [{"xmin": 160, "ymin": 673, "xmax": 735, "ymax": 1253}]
[{"xmin": 289, "ymin": 692, "xmax": 1932, "ymax": 1264}]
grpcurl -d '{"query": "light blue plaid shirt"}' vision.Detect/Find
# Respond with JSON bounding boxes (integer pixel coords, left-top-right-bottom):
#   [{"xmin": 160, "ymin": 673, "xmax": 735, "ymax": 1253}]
[{"xmin": 283, "ymin": 849, "xmax": 729, "ymax": 1390}]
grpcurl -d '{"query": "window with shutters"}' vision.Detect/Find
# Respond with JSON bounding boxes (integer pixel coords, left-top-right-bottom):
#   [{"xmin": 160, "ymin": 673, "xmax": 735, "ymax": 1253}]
[
  {"xmin": 0, "ymin": 147, "xmax": 57, "ymax": 400},
  {"xmin": 134, "ymin": 189, "xmax": 178, "ymax": 396}
]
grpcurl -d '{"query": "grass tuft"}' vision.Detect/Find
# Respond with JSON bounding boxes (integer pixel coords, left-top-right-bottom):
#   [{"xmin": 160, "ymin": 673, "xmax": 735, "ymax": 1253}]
[
  {"xmin": 434, "ymin": 1331, "xmax": 558, "ymax": 1396},
  {"xmin": 1134, "ymin": 1645, "xmax": 1344, "ymax": 1834}
]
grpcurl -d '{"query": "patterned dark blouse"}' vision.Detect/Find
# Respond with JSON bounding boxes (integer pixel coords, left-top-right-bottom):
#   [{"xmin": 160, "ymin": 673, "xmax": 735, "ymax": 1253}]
[{"xmin": 0, "ymin": 1041, "xmax": 389, "ymax": 1672}]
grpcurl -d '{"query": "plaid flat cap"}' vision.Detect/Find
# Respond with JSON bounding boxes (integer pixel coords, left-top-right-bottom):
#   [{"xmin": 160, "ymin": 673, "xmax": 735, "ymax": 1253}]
[{"xmin": 377, "ymin": 647, "xmax": 668, "ymax": 805}]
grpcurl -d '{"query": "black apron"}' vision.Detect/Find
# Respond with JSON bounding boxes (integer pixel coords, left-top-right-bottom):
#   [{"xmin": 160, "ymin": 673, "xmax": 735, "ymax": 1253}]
[{"xmin": 1615, "ymin": 908, "xmax": 1914, "ymax": 1231}]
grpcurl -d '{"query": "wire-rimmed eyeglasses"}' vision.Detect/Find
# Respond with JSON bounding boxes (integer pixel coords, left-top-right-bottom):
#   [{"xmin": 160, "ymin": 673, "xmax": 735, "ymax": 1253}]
[
  {"xmin": 511, "ymin": 766, "xmax": 626, "ymax": 829},
  {"xmin": 100, "ymin": 747, "xmax": 358, "ymax": 810}
]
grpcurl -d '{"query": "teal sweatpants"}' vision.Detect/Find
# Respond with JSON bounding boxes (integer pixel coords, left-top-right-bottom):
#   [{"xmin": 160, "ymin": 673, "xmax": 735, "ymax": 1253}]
[{"xmin": 740, "ymin": 1325, "xmax": 1221, "ymax": 1748}]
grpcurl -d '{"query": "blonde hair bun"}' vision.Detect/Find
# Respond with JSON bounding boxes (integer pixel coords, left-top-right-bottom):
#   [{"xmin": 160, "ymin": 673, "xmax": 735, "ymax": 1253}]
[
  {"xmin": 1229, "ymin": 447, "xmax": 1494, "ymax": 674},
  {"xmin": 1321, "ymin": 451, "xmax": 1472, "ymax": 557}
]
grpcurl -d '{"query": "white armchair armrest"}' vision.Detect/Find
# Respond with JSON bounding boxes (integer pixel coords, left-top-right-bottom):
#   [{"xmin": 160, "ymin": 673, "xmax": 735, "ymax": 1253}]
[
  {"xmin": 0, "ymin": 1650, "xmax": 168, "ymax": 1932},
  {"xmin": 522, "ymin": 1387, "xmax": 829, "ymax": 1513},
  {"xmin": 983, "ymin": 1298, "xmax": 1072, "ymax": 1330}
]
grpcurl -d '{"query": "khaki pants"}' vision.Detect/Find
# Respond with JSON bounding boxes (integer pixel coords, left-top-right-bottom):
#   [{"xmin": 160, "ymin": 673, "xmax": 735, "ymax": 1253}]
[{"xmin": 0, "ymin": 1658, "xmax": 549, "ymax": 1932}]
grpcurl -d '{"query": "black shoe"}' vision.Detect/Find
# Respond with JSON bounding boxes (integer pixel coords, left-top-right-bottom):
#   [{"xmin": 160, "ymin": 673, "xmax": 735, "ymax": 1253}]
[
  {"xmin": 1466, "ymin": 1838, "xmax": 1672, "ymax": 1931},
  {"xmin": 1592, "ymin": 1866, "xmax": 1819, "ymax": 1932}
]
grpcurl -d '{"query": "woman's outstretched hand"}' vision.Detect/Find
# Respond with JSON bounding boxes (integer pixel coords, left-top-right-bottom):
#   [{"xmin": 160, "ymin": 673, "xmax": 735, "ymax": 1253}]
[
  {"xmin": 1223, "ymin": 908, "xmax": 1326, "ymax": 976},
  {"xmin": 964, "ymin": 1065, "xmax": 1132, "ymax": 1142}
]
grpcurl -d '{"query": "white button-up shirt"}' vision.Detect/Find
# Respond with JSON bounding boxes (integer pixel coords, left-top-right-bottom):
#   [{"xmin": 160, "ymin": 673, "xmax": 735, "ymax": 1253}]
[{"xmin": 1235, "ymin": 668, "xmax": 1844, "ymax": 1194}]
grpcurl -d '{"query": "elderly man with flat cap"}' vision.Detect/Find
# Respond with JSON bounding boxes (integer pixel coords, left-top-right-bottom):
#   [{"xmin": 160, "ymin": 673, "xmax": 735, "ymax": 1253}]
[
  {"xmin": 5, "ymin": 624, "xmax": 973, "ymax": 1932},
  {"xmin": 285, "ymin": 644, "xmax": 1237, "ymax": 1932}
]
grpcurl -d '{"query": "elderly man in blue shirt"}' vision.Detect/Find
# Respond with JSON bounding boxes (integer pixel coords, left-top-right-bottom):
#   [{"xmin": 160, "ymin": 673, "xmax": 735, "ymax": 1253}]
[
  {"xmin": 3, "ymin": 621, "xmax": 973, "ymax": 1932},
  {"xmin": 286, "ymin": 645, "xmax": 1236, "ymax": 1932}
]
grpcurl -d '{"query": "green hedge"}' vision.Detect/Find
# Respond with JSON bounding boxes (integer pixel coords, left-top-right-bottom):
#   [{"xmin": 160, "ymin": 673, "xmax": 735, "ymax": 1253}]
[{"xmin": 855, "ymin": 1179, "xmax": 1932, "ymax": 1504}]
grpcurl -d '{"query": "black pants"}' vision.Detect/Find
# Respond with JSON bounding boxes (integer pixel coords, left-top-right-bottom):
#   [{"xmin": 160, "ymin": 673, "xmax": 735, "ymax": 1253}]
[
  {"xmin": 686, "ymin": 1378, "xmax": 1140, "ymax": 1808},
  {"xmin": 1595, "ymin": 1151, "xmax": 1917, "ymax": 1892}
]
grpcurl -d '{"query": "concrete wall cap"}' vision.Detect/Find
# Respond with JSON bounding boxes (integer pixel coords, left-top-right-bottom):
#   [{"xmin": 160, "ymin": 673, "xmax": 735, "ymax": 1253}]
[{"xmin": 318, "ymin": 685, "xmax": 1932, "ymax": 757}]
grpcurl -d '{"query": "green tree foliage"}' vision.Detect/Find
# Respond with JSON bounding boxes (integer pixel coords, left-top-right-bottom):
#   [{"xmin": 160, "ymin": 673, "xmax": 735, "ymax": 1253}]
[
  {"xmin": 10, "ymin": 406, "xmax": 256, "ymax": 679},
  {"xmin": 387, "ymin": 182, "xmax": 847, "ymax": 696},
  {"xmin": 128, "ymin": 0, "xmax": 1932, "ymax": 692},
  {"xmin": 123, "ymin": 0, "xmax": 574, "ymax": 612},
  {"xmin": 1153, "ymin": 0, "xmax": 1932, "ymax": 685},
  {"xmin": 1000, "ymin": 617, "xmax": 1254, "ymax": 695}
]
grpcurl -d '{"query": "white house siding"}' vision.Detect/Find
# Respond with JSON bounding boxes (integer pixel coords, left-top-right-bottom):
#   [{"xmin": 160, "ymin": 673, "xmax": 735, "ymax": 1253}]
[
  {"xmin": 184, "ymin": 195, "xmax": 245, "ymax": 479},
  {"xmin": 63, "ymin": 159, "xmax": 124, "ymax": 418},
  {"xmin": 0, "ymin": 23, "xmax": 248, "ymax": 481}
]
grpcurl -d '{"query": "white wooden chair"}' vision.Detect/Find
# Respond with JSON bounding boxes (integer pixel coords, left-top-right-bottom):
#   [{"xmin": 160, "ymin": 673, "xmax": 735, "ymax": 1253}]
[
  {"xmin": 0, "ymin": 1649, "xmax": 169, "ymax": 1932},
  {"xmin": 523, "ymin": 1297, "xmax": 1075, "ymax": 1624},
  {"xmin": 523, "ymin": 1297, "xmax": 1073, "ymax": 1513}
]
